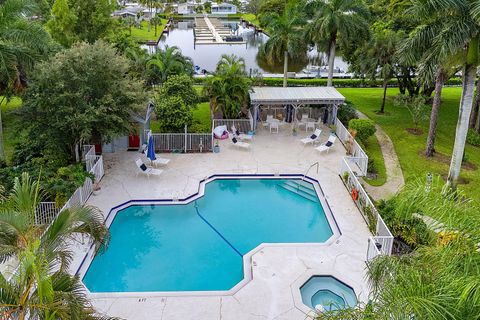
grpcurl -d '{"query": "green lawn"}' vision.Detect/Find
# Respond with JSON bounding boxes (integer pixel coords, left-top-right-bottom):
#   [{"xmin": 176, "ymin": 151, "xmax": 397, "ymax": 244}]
[
  {"xmin": 337, "ymin": 87, "xmax": 480, "ymax": 202},
  {"xmin": 363, "ymin": 134, "xmax": 387, "ymax": 186},
  {"xmin": 130, "ymin": 20, "xmax": 168, "ymax": 43},
  {"xmin": 240, "ymin": 13, "xmax": 260, "ymax": 27},
  {"xmin": 1, "ymin": 97, "xmax": 22, "ymax": 162}
]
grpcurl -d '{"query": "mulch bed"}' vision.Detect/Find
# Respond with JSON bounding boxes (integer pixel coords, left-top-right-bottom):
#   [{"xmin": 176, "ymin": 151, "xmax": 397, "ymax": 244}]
[
  {"xmin": 405, "ymin": 127, "xmax": 423, "ymax": 135},
  {"xmin": 419, "ymin": 150, "xmax": 478, "ymax": 171}
]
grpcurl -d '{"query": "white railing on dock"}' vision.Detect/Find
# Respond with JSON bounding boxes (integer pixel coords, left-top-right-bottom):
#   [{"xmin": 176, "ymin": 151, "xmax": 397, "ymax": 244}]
[
  {"xmin": 339, "ymin": 158, "xmax": 394, "ymax": 260},
  {"xmin": 335, "ymin": 118, "xmax": 368, "ymax": 176},
  {"xmin": 35, "ymin": 145, "xmax": 104, "ymax": 225}
]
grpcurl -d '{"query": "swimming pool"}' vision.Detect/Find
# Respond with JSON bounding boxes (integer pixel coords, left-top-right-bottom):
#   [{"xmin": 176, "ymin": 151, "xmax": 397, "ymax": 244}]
[{"xmin": 81, "ymin": 177, "xmax": 337, "ymax": 293}]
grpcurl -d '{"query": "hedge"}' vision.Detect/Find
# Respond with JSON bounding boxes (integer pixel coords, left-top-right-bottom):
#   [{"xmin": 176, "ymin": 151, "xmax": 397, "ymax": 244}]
[{"xmin": 193, "ymin": 77, "xmax": 463, "ymax": 87}]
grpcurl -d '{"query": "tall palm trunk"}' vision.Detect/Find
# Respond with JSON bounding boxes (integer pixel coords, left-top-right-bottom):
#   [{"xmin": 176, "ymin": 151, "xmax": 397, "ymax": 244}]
[
  {"xmin": 0, "ymin": 96, "xmax": 5, "ymax": 160},
  {"xmin": 327, "ymin": 36, "xmax": 336, "ymax": 87},
  {"xmin": 425, "ymin": 68, "xmax": 447, "ymax": 157},
  {"xmin": 380, "ymin": 78, "xmax": 388, "ymax": 113},
  {"xmin": 283, "ymin": 50, "xmax": 288, "ymax": 87},
  {"xmin": 469, "ymin": 75, "xmax": 479, "ymax": 130},
  {"xmin": 446, "ymin": 63, "xmax": 477, "ymax": 189}
]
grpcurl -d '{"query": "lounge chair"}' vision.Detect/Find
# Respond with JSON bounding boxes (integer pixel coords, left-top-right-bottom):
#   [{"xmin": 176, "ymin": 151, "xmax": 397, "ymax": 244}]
[
  {"xmin": 300, "ymin": 128, "xmax": 322, "ymax": 145},
  {"xmin": 135, "ymin": 159, "xmax": 163, "ymax": 177},
  {"xmin": 231, "ymin": 125, "xmax": 253, "ymax": 141},
  {"xmin": 143, "ymin": 149, "xmax": 170, "ymax": 167},
  {"xmin": 231, "ymin": 137, "xmax": 250, "ymax": 149},
  {"xmin": 316, "ymin": 135, "xmax": 337, "ymax": 154}
]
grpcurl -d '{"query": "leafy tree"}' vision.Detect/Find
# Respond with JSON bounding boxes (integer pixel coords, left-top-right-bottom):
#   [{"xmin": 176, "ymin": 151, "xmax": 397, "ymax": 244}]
[
  {"xmin": 68, "ymin": 0, "xmax": 114, "ymax": 43},
  {"xmin": 0, "ymin": 173, "xmax": 111, "ymax": 319},
  {"xmin": 261, "ymin": 2, "xmax": 306, "ymax": 87},
  {"xmin": 153, "ymin": 96, "xmax": 193, "ymax": 132},
  {"xmin": 394, "ymin": 94, "xmax": 429, "ymax": 131},
  {"xmin": 245, "ymin": 0, "xmax": 260, "ymax": 14},
  {"xmin": 306, "ymin": 0, "xmax": 370, "ymax": 87},
  {"xmin": 157, "ymin": 74, "xmax": 199, "ymax": 107},
  {"xmin": 146, "ymin": 46, "xmax": 194, "ymax": 85},
  {"xmin": 204, "ymin": 1, "xmax": 212, "ymax": 13},
  {"xmin": 46, "ymin": 0, "xmax": 78, "ymax": 47},
  {"xmin": 0, "ymin": 0, "xmax": 53, "ymax": 159},
  {"xmin": 204, "ymin": 55, "xmax": 252, "ymax": 119},
  {"xmin": 21, "ymin": 41, "xmax": 145, "ymax": 162},
  {"xmin": 258, "ymin": 0, "xmax": 287, "ymax": 23}
]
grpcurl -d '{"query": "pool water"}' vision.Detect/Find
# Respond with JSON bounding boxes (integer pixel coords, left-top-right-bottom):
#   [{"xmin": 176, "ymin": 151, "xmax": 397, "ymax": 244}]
[
  {"xmin": 83, "ymin": 179, "xmax": 333, "ymax": 292},
  {"xmin": 300, "ymin": 276, "xmax": 357, "ymax": 311}
]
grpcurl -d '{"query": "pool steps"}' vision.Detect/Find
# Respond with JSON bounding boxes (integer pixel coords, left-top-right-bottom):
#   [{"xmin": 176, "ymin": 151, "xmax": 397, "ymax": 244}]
[{"xmin": 278, "ymin": 181, "xmax": 319, "ymax": 203}]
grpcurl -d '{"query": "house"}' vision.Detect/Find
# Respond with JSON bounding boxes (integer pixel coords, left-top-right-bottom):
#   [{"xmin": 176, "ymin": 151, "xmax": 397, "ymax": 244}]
[
  {"xmin": 211, "ymin": 2, "xmax": 237, "ymax": 14},
  {"xmin": 177, "ymin": 2, "xmax": 196, "ymax": 15},
  {"xmin": 112, "ymin": 4, "xmax": 159, "ymax": 21}
]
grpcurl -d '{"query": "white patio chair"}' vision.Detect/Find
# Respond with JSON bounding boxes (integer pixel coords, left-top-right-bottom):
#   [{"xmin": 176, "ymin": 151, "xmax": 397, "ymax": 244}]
[
  {"xmin": 306, "ymin": 121, "xmax": 316, "ymax": 132},
  {"xmin": 315, "ymin": 136, "xmax": 337, "ymax": 154},
  {"xmin": 231, "ymin": 137, "xmax": 250, "ymax": 149},
  {"xmin": 298, "ymin": 114, "xmax": 309, "ymax": 130},
  {"xmin": 300, "ymin": 128, "xmax": 322, "ymax": 145},
  {"xmin": 269, "ymin": 121, "xmax": 279, "ymax": 133},
  {"xmin": 262, "ymin": 115, "xmax": 274, "ymax": 129},
  {"xmin": 143, "ymin": 149, "xmax": 171, "ymax": 167},
  {"xmin": 135, "ymin": 159, "xmax": 163, "ymax": 177}
]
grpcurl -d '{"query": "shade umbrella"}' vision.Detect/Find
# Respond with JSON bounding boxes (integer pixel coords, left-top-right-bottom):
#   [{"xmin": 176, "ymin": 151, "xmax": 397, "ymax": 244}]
[{"xmin": 147, "ymin": 133, "xmax": 156, "ymax": 162}]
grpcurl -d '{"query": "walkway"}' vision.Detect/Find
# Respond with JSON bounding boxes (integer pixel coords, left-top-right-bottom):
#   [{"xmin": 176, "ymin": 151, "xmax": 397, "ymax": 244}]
[{"xmin": 357, "ymin": 111, "xmax": 405, "ymax": 200}]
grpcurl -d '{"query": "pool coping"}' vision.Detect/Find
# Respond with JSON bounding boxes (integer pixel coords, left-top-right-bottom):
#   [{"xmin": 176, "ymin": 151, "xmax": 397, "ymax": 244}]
[{"xmin": 76, "ymin": 174, "xmax": 342, "ymax": 299}]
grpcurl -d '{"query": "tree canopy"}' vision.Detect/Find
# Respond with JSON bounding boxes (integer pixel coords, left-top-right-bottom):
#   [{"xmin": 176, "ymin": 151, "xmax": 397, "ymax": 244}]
[{"xmin": 21, "ymin": 41, "xmax": 145, "ymax": 161}]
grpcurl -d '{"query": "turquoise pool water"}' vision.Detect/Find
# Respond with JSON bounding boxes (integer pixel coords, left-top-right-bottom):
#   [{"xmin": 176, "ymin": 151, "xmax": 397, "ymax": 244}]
[
  {"xmin": 83, "ymin": 179, "xmax": 334, "ymax": 292},
  {"xmin": 300, "ymin": 276, "xmax": 357, "ymax": 311}
]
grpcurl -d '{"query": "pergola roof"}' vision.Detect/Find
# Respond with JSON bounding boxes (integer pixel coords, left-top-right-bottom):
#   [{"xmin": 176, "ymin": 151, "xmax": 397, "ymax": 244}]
[{"xmin": 250, "ymin": 86, "xmax": 345, "ymax": 105}]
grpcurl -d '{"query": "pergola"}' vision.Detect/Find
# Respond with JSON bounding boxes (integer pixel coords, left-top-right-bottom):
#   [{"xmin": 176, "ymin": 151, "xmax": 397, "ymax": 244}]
[{"xmin": 249, "ymin": 86, "xmax": 345, "ymax": 129}]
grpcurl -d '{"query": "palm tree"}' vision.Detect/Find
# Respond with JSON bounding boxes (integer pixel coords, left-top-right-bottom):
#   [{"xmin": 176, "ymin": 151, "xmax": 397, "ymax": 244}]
[
  {"xmin": 0, "ymin": 0, "xmax": 52, "ymax": 160},
  {"xmin": 146, "ymin": 46, "xmax": 193, "ymax": 85},
  {"xmin": 261, "ymin": 2, "xmax": 306, "ymax": 87},
  {"xmin": 0, "ymin": 173, "xmax": 109, "ymax": 267},
  {"xmin": 203, "ymin": 55, "xmax": 252, "ymax": 119},
  {"xmin": 0, "ymin": 173, "xmax": 111, "ymax": 319},
  {"xmin": 306, "ymin": 0, "xmax": 369, "ymax": 87}
]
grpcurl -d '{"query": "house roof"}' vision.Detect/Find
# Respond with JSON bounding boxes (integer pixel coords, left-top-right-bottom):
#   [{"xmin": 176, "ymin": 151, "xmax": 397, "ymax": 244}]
[{"xmin": 250, "ymin": 86, "xmax": 345, "ymax": 105}]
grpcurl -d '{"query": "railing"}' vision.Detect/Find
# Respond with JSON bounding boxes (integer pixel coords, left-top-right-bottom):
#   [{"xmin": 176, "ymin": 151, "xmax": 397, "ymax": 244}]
[
  {"xmin": 340, "ymin": 156, "xmax": 393, "ymax": 260},
  {"xmin": 150, "ymin": 133, "xmax": 213, "ymax": 153},
  {"xmin": 35, "ymin": 145, "xmax": 104, "ymax": 225},
  {"xmin": 212, "ymin": 119, "xmax": 252, "ymax": 133},
  {"xmin": 335, "ymin": 118, "xmax": 368, "ymax": 176}
]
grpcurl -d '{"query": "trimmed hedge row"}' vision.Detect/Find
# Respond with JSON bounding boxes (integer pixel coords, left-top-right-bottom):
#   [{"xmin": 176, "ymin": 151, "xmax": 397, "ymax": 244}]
[{"xmin": 193, "ymin": 77, "xmax": 463, "ymax": 87}]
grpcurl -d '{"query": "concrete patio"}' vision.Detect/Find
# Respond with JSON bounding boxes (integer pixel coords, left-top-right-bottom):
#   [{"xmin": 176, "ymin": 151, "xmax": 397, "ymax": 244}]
[{"xmin": 72, "ymin": 125, "xmax": 373, "ymax": 320}]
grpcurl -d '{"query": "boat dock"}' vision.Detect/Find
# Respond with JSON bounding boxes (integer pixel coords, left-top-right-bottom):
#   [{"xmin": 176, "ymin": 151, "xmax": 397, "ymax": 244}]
[{"xmin": 194, "ymin": 15, "xmax": 245, "ymax": 45}]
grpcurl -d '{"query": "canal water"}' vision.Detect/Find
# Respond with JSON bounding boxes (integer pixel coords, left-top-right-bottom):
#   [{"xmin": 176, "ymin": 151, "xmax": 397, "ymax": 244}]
[{"xmin": 155, "ymin": 19, "xmax": 348, "ymax": 75}]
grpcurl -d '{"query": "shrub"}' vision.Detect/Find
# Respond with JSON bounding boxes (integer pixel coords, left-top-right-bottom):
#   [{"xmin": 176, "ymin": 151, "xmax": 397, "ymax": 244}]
[
  {"xmin": 154, "ymin": 96, "xmax": 193, "ymax": 132},
  {"xmin": 467, "ymin": 129, "xmax": 480, "ymax": 147},
  {"xmin": 367, "ymin": 158, "xmax": 378, "ymax": 175},
  {"xmin": 348, "ymin": 119, "xmax": 376, "ymax": 145},
  {"xmin": 393, "ymin": 95, "xmax": 429, "ymax": 128},
  {"xmin": 337, "ymin": 100, "xmax": 358, "ymax": 124},
  {"xmin": 158, "ymin": 75, "xmax": 199, "ymax": 108}
]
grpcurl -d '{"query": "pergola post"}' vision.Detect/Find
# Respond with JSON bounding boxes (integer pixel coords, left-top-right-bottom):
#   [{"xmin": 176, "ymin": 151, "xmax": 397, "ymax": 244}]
[{"xmin": 332, "ymin": 104, "xmax": 339, "ymax": 124}]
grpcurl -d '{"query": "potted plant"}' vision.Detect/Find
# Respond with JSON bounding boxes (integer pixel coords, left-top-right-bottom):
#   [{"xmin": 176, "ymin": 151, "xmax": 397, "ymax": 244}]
[
  {"xmin": 92, "ymin": 181, "xmax": 101, "ymax": 196},
  {"xmin": 292, "ymin": 126, "xmax": 297, "ymax": 136},
  {"xmin": 329, "ymin": 124, "xmax": 337, "ymax": 134},
  {"xmin": 213, "ymin": 140, "xmax": 220, "ymax": 153}
]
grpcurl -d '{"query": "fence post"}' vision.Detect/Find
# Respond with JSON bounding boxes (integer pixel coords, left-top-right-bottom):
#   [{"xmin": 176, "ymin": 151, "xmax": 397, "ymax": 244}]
[{"xmin": 184, "ymin": 125, "xmax": 187, "ymax": 153}]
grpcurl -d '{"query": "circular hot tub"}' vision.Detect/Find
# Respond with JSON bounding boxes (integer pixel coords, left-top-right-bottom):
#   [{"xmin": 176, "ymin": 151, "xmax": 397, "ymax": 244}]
[{"xmin": 300, "ymin": 276, "xmax": 357, "ymax": 312}]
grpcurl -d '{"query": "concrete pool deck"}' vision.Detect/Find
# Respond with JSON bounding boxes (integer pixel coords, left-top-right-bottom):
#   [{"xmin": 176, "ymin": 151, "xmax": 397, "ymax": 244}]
[{"xmin": 73, "ymin": 125, "xmax": 372, "ymax": 319}]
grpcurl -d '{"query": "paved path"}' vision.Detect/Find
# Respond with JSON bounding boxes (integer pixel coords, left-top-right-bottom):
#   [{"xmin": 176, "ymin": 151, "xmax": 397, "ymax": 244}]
[{"xmin": 357, "ymin": 111, "xmax": 405, "ymax": 200}]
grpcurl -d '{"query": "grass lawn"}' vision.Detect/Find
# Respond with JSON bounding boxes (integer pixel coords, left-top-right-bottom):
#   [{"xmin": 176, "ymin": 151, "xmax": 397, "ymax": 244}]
[
  {"xmin": 130, "ymin": 20, "xmax": 168, "ymax": 43},
  {"xmin": 241, "ymin": 13, "xmax": 260, "ymax": 26},
  {"xmin": 363, "ymin": 134, "xmax": 387, "ymax": 186},
  {"xmin": 337, "ymin": 87, "xmax": 480, "ymax": 202},
  {"xmin": 1, "ymin": 97, "xmax": 22, "ymax": 162}
]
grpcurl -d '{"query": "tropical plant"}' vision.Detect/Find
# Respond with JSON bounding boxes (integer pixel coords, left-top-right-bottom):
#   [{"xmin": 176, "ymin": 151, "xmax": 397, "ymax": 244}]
[
  {"xmin": 306, "ymin": 0, "xmax": 370, "ymax": 87},
  {"xmin": 393, "ymin": 94, "xmax": 429, "ymax": 131},
  {"xmin": 146, "ymin": 46, "xmax": 194, "ymax": 85},
  {"xmin": 46, "ymin": 0, "xmax": 78, "ymax": 47},
  {"xmin": 261, "ymin": 2, "xmax": 306, "ymax": 87},
  {"xmin": 21, "ymin": 41, "xmax": 145, "ymax": 162},
  {"xmin": 0, "ymin": 173, "xmax": 111, "ymax": 319},
  {"xmin": 0, "ymin": 0, "xmax": 53, "ymax": 159},
  {"xmin": 203, "ymin": 55, "xmax": 252, "ymax": 119},
  {"xmin": 157, "ymin": 74, "xmax": 198, "ymax": 107}
]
